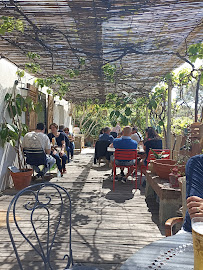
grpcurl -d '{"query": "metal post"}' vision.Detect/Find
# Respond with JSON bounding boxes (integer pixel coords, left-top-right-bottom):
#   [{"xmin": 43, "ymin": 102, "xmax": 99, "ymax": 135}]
[
  {"xmin": 167, "ymin": 83, "xmax": 172, "ymax": 149},
  {"xmin": 146, "ymin": 105, "xmax": 148, "ymax": 128}
]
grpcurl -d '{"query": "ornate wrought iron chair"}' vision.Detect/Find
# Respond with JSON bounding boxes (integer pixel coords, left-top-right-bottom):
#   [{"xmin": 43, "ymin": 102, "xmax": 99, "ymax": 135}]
[{"xmin": 7, "ymin": 182, "xmax": 100, "ymax": 270}]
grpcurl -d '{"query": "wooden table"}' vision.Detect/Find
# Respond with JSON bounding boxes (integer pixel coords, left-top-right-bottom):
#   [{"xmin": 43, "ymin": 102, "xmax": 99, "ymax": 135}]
[
  {"xmin": 145, "ymin": 171, "xmax": 182, "ymax": 224},
  {"xmin": 120, "ymin": 232, "xmax": 193, "ymax": 270}
]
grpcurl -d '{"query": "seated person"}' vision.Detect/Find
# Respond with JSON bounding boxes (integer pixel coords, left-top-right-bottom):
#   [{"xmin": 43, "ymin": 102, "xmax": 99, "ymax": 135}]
[
  {"xmin": 22, "ymin": 123, "xmax": 55, "ymax": 177},
  {"xmin": 110, "ymin": 127, "xmax": 118, "ymax": 138},
  {"xmin": 58, "ymin": 125, "xmax": 71, "ymax": 162},
  {"xmin": 112, "ymin": 126, "xmax": 137, "ymax": 183},
  {"xmin": 64, "ymin": 127, "xmax": 75, "ymax": 160},
  {"xmin": 48, "ymin": 123, "xmax": 68, "ymax": 176},
  {"xmin": 183, "ymin": 154, "xmax": 203, "ymax": 232},
  {"xmin": 99, "ymin": 126, "xmax": 114, "ymax": 143},
  {"xmin": 141, "ymin": 127, "xmax": 162, "ymax": 166},
  {"xmin": 131, "ymin": 127, "xmax": 141, "ymax": 144}
]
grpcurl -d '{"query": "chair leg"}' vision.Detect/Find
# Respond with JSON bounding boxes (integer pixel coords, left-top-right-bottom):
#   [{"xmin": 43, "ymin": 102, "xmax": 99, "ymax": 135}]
[
  {"xmin": 140, "ymin": 166, "xmax": 143, "ymax": 185},
  {"xmin": 135, "ymin": 167, "xmax": 137, "ymax": 190},
  {"xmin": 113, "ymin": 167, "xmax": 116, "ymax": 191}
]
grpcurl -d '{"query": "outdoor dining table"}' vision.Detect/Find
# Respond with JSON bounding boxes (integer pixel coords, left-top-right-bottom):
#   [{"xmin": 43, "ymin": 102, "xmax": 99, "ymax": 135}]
[{"xmin": 120, "ymin": 232, "xmax": 193, "ymax": 270}]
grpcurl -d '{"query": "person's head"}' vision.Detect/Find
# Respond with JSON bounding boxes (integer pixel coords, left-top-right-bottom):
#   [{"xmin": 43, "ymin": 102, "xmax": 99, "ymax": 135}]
[
  {"xmin": 146, "ymin": 127, "xmax": 158, "ymax": 139},
  {"xmin": 117, "ymin": 132, "xmax": 123, "ymax": 138},
  {"xmin": 49, "ymin": 123, "xmax": 58, "ymax": 133},
  {"xmin": 64, "ymin": 127, "xmax": 69, "ymax": 134},
  {"xmin": 59, "ymin": 125, "xmax": 64, "ymax": 131},
  {"xmin": 36, "ymin": 123, "xmax": 45, "ymax": 132},
  {"xmin": 123, "ymin": 126, "xmax": 132, "ymax": 136},
  {"xmin": 103, "ymin": 127, "xmax": 111, "ymax": 134},
  {"xmin": 100, "ymin": 128, "xmax": 104, "ymax": 134},
  {"xmin": 132, "ymin": 127, "xmax": 138, "ymax": 134}
]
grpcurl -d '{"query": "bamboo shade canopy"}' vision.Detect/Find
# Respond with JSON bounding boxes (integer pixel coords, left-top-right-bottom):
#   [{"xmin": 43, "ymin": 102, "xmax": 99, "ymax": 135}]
[{"xmin": 0, "ymin": 0, "xmax": 202, "ymax": 102}]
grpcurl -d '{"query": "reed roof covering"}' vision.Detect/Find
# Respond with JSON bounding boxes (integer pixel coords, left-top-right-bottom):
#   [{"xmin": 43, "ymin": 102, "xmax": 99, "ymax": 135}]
[{"xmin": 0, "ymin": 0, "xmax": 203, "ymax": 102}]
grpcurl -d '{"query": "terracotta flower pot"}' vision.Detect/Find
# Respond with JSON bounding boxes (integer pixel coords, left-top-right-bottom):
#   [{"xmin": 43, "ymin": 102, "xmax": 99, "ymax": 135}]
[
  {"xmin": 153, "ymin": 159, "xmax": 185, "ymax": 180},
  {"xmin": 10, "ymin": 169, "xmax": 33, "ymax": 190}
]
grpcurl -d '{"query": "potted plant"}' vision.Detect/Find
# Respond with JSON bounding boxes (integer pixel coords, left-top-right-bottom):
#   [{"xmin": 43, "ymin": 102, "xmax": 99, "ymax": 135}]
[
  {"xmin": 148, "ymin": 149, "xmax": 170, "ymax": 174},
  {"xmin": 0, "ymin": 80, "xmax": 41, "ymax": 189}
]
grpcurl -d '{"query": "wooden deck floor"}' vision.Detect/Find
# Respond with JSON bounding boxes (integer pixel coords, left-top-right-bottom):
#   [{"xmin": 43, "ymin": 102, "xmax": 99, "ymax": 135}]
[{"xmin": 0, "ymin": 148, "xmax": 164, "ymax": 270}]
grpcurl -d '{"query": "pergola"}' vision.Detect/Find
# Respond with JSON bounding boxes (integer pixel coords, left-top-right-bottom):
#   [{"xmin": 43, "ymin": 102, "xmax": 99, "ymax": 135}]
[{"xmin": 0, "ymin": 0, "xmax": 202, "ymax": 102}]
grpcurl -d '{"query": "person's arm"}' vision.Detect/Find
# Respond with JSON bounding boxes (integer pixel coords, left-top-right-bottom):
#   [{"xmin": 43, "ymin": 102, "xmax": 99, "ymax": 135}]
[
  {"xmin": 187, "ymin": 196, "xmax": 203, "ymax": 219},
  {"xmin": 60, "ymin": 139, "xmax": 66, "ymax": 156},
  {"xmin": 45, "ymin": 136, "xmax": 51, "ymax": 154}
]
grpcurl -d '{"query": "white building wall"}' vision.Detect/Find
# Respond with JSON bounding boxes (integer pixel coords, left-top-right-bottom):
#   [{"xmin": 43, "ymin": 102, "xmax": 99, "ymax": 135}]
[{"xmin": 0, "ymin": 58, "xmax": 72, "ymax": 191}]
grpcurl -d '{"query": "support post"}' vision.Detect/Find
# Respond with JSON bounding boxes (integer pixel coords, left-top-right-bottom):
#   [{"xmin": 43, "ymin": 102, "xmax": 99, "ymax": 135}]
[
  {"xmin": 167, "ymin": 82, "xmax": 172, "ymax": 149},
  {"xmin": 146, "ymin": 105, "xmax": 148, "ymax": 128}
]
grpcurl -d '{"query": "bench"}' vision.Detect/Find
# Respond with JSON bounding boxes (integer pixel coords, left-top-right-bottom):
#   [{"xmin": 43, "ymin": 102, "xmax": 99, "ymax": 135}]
[{"xmin": 145, "ymin": 171, "xmax": 182, "ymax": 224}]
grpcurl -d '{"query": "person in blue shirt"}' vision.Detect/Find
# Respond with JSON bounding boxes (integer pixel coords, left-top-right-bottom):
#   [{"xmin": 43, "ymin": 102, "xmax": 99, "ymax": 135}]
[
  {"xmin": 99, "ymin": 127, "xmax": 114, "ymax": 143},
  {"xmin": 112, "ymin": 126, "xmax": 137, "ymax": 183}
]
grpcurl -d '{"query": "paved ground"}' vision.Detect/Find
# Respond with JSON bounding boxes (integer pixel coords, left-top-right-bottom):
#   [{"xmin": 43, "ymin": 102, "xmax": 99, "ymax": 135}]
[{"xmin": 0, "ymin": 148, "xmax": 164, "ymax": 269}]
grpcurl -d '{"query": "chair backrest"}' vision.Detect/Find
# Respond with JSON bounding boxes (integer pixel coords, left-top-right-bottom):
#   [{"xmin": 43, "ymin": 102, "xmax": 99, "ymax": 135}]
[
  {"xmin": 114, "ymin": 149, "xmax": 137, "ymax": 161},
  {"xmin": 94, "ymin": 140, "xmax": 111, "ymax": 159},
  {"xmin": 7, "ymin": 182, "xmax": 73, "ymax": 270},
  {"xmin": 146, "ymin": 149, "xmax": 170, "ymax": 163},
  {"xmin": 23, "ymin": 148, "xmax": 47, "ymax": 167}
]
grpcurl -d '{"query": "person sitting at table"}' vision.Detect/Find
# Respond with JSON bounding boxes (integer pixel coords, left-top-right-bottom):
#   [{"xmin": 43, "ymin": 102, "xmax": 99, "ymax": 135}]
[
  {"xmin": 110, "ymin": 127, "xmax": 118, "ymax": 138},
  {"xmin": 112, "ymin": 126, "xmax": 138, "ymax": 183},
  {"xmin": 141, "ymin": 127, "xmax": 162, "ymax": 166},
  {"xmin": 99, "ymin": 126, "xmax": 114, "ymax": 143},
  {"xmin": 58, "ymin": 125, "xmax": 71, "ymax": 162},
  {"xmin": 131, "ymin": 127, "xmax": 141, "ymax": 144},
  {"xmin": 48, "ymin": 123, "xmax": 68, "ymax": 176},
  {"xmin": 64, "ymin": 127, "xmax": 75, "ymax": 161},
  {"xmin": 22, "ymin": 123, "xmax": 56, "ymax": 178}
]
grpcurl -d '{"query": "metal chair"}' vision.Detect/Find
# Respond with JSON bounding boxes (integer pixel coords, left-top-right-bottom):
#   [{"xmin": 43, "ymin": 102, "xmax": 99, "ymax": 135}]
[
  {"xmin": 113, "ymin": 149, "xmax": 137, "ymax": 190},
  {"xmin": 23, "ymin": 148, "xmax": 48, "ymax": 177},
  {"xmin": 7, "ymin": 182, "xmax": 100, "ymax": 270},
  {"xmin": 94, "ymin": 140, "xmax": 111, "ymax": 165},
  {"xmin": 140, "ymin": 149, "xmax": 170, "ymax": 184}
]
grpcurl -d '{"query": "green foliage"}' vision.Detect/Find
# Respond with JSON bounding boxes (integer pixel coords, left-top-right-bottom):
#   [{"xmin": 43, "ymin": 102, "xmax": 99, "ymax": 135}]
[
  {"xmin": 16, "ymin": 70, "xmax": 25, "ymax": 79},
  {"xmin": 35, "ymin": 75, "xmax": 70, "ymax": 100},
  {"xmin": 25, "ymin": 63, "xmax": 41, "ymax": 73},
  {"xmin": 188, "ymin": 43, "xmax": 203, "ymax": 63},
  {"xmin": 172, "ymin": 68, "xmax": 193, "ymax": 86},
  {"xmin": 0, "ymin": 90, "xmax": 41, "ymax": 170},
  {"xmin": 171, "ymin": 117, "xmax": 193, "ymax": 135},
  {"xmin": 0, "ymin": 16, "xmax": 24, "ymax": 35},
  {"xmin": 66, "ymin": 69, "xmax": 80, "ymax": 78},
  {"xmin": 79, "ymin": 57, "xmax": 86, "ymax": 66},
  {"xmin": 102, "ymin": 63, "xmax": 116, "ymax": 82},
  {"xmin": 26, "ymin": 52, "xmax": 40, "ymax": 60},
  {"xmin": 150, "ymin": 148, "xmax": 170, "ymax": 159}
]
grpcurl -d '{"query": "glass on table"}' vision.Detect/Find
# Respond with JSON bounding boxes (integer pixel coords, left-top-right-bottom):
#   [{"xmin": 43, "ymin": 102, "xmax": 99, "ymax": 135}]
[{"xmin": 192, "ymin": 217, "xmax": 203, "ymax": 270}]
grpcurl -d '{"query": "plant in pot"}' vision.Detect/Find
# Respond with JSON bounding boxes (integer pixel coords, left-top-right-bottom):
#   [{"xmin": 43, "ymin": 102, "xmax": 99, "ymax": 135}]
[
  {"xmin": 148, "ymin": 149, "xmax": 170, "ymax": 174},
  {"xmin": 0, "ymin": 80, "xmax": 41, "ymax": 189}
]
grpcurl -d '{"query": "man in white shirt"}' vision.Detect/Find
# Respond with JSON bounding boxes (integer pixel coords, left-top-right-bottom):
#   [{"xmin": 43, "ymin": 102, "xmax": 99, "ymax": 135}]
[
  {"xmin": 22, "ymin": 123, "xmax": 55, "ymax": 177},
  {"xmin": 131, "ymin": 127, "xmax": 141, "ymax": 144}
]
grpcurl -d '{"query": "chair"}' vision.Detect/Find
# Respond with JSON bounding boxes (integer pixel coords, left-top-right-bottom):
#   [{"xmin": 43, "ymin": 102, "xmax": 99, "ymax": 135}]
[
  {"xmin": 23, "ymin": 148, "xmax": 48, "ymax": 177},
  {"xmin": 7, "ymin": 182, "xmax": 100, "ymax": 270},
  {"xmin": 165, "ymin": 154, "xmax": 203, "ymax": 236},
  {"xmin": 94, "ymin": 140, "xmax": 111, "ymax": 165},
  {"xmin": 113, "ymin": 149, "xmax": 137, "ymax": 190},
  {"xmin": 140, "ymin": 149, "xmax": 170, "ymax": 184}
]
